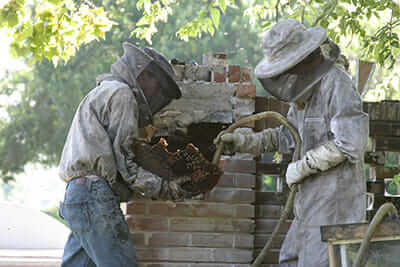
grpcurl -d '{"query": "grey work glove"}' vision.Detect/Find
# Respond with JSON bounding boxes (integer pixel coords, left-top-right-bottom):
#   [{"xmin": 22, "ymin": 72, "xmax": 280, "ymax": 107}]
[
  {"xmin": 214, "ymin": 128, "xmax": 278, "ymax": 156},
  {"xmin": 130, "ymin": 167, "xmax": 164, "ymax": 199},
  {"xmin": 158, "ymin": 176, "xmax": 192, "ymax": 201},
  {"xmin": 285, "ymin": 141, "xmax": 346, "ymax": 187},
  {"xmin": 286, "ymin": 158, "xmax": 318, "ymax": 187},
  {"xmin": 131, "ymin": 167, "xmax": 192, "ymax": 201}
]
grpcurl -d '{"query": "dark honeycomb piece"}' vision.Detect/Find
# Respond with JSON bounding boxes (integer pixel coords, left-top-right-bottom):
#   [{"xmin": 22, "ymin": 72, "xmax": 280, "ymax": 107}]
[{"xmin": 132, "ymin": 138, "xmax": 223, "ymax": 195}]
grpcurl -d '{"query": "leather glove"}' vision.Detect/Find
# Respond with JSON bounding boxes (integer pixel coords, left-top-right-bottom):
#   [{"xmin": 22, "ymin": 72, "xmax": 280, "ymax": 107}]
[
  {"xmin": 286, "ymin": 141, "xmax": 346, "ymax": 187},
  {"xmin": 158, "ymin": 176, "xmax": 192, "ymax": 201},
  {"xmin": 285, "ymin": 157, "xmax": 318, "ymax": 187}
]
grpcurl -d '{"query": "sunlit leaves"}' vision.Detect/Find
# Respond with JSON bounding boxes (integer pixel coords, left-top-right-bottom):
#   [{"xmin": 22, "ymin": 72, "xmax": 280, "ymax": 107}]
[
  {"xmin": 244, "ymin": 0, "xmax": 400, "ymax": 68},
  {"xmin": 0, "ymin": 0, "xmax": 116, "ymax": 65},
  {"xmin": 133, "ymin": 0, "xmax": 174, "ymax": 44},
  {"xmin": 175, "ymin": 0, "xmax": 235, "ymax": 41},
  {"xmin": 133, "ymin": 0, "xmax": 235, "ymax": 42}
]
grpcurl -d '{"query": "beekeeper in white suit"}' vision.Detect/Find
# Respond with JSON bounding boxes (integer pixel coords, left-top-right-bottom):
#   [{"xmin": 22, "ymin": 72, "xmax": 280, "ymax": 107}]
[{"xmin": 218, "ymin": 19, "xmax": 369, "ymax": 266}]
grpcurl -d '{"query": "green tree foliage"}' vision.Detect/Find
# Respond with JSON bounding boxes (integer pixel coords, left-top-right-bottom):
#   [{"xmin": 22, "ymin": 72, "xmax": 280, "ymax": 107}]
[
  {"xmin": 0, "ymin": 0, "xmax": 262, "ymax": 181},
  {"xmin": 0, "ymin": 0, "xmax": 114, "ymax": 65},
  {"xmin": 2, "ymin": 0, "xmax": 400, "ymax": 67}
]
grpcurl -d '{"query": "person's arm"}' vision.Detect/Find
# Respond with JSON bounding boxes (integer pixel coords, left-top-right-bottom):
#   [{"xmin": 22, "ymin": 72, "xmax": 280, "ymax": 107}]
[
  {"xmin": 286, "ymin": 70, "xmax": 369, "ymax": 186},
  {"xmin": 217, "ymin": 127, "xmax": 280, "ymax": 156},
  {"xmin": 327, "ymin": 72, "xmax": 369, "ymax": 163},
  {"xmin": 107, "ymin": 88, "xmax": 188, "ymax": 200},
  {"xmin": 215, "ymin": 105, "xmax": 298, "ymax": 157}
]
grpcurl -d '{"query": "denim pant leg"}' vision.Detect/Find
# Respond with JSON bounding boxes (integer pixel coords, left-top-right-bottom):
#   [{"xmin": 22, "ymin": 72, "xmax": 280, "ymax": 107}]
[
  {"xmin": 61, "ymin": 232, "xmax": 96, "ymax": 267},
  {"xmin": 84, "ymin": 179, "xmax": 137, "ymax": 267},
  {"xmin": 60, "ymin": 178, "xmax": 137, "ymax": 267}
]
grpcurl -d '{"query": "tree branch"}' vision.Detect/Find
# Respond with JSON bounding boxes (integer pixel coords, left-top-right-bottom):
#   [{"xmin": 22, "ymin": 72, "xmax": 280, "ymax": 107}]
[
  {"xmin": 275, "ymin": 0, "xmax": 281, "ymax": 22},
  {"xmin": 312, "ymin": 0, "xmax": 337, "ymax": 27},
  {"xmin": 301, "ymin": 0, "xmax": 312, "ymax": 24}
]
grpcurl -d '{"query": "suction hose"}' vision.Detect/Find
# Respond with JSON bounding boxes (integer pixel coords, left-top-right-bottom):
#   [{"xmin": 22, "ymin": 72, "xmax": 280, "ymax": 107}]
[
  {"xmin": 352, "ymin": 202, "xmax": 399, "ymax": 267},
  {"xmin": 212, "ymin": 111, "xmax": 301, "ymax": 267}
]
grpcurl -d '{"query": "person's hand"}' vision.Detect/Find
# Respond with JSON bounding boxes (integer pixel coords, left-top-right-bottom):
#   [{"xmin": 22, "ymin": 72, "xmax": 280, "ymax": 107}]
[
  {"xmin": 285, "ymin": 158, "xmax": 318, "ymax": 187},
  {"xmin": 159, "ymin": 176, "xmax": 192, "ymax": 201},
  {"xmin": 214, "ymin": 130, "xmax": 245, "ymax": 155},
  {"xmin": 286, "ymin": 141, "xmax": 346, "ymax": 188}
]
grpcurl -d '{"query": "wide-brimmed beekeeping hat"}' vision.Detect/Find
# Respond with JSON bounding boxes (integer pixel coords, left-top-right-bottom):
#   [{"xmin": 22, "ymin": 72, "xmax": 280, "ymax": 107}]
[
  {"xmin": 255, "ymin": 20, "xmax": 341, "ymax": 103},
  {"xmin": 255, "ymin": 19, "xmax": 327, "ymax": 79}
]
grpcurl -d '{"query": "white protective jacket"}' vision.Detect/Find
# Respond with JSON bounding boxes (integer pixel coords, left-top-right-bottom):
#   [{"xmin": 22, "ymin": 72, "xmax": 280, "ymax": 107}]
[{"xmin": 235, "ymin": 66, "xmax": 369, "ymax": 266}]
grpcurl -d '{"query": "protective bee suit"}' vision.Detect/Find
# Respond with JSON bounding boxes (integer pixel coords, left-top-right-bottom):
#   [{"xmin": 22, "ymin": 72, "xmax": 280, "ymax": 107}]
[
  {"xmin": 219, "ymin": 20, "xmax": 369, "ymax": 266},
  {"xmin": 58, "ymin": 43, "xmax": 184, "ymax": 267}
]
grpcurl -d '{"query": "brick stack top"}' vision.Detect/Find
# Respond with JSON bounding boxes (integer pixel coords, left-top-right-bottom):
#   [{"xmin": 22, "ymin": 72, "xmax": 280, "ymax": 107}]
[{"xmin": 152, "ymin": 52, "xmax": 257, "ymax": 136}]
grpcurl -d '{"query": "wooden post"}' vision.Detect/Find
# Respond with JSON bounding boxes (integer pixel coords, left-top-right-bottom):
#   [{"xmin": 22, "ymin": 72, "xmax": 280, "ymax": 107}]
[
  {"xmin": 355, "ymin": 59, "xmax": 376, "ymax": 97},
  {"xmin": 328, "ymin": 243, "xmax": 337, "ymax": 267}
]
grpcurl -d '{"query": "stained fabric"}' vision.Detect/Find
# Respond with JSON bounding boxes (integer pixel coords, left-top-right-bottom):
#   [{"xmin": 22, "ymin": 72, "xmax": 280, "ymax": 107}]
[
  {"xmin": 278, "ymin": 65, "xmax": 369, "ymax": 267},
  {"xmin": 58, "ymin": 79, "xmax": 163, "ymax": 202},
  {"xmin": 58, "ymin": 43, "xmax": 182, "ymax": 201},
  {"xmin": 231, "ymin": 65, "xmax": 368, "ymax": 266},
  {"xmin": 218, "ymin": 128, "xmax": 279, "ymax": 156}
]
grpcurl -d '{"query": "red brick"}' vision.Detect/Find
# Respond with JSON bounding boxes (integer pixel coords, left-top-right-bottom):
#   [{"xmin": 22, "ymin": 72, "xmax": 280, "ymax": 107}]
[
  {"xmin": 191, "ymin": 233, "xmax": 234, "ymax": 247},
  {"xmin": 148, "ymin": 232, "xmax": 190, "ymax": 247},
  {"xmin": 219, "ymin": 159, "xmax": 256, "ymax": 173},
  {"xmin": 254, "ymin": 233, "xmax": 285, "ymax": 249},
  {"xmin": 213, "ymin": 71, "xmax": 226, "ymax": 82},
  {"xmin": 136, "ymin": 247, "xmax": 253, "ymax": 263},
  {"xmin": 228, "ymin": 65, "xmax": 241, "ymax": 83},
  {"xmin": 131, "ymin": 232, "xmax": 146, "ymax": 246},
  {"xmin": 216, "ymin": 174, "xmax": 236, "ymax": 187},
  {"xmin": 255, "ymin": 204, "xmax": 282, "ymax": 219},
  {"xmin": 217, "ymin": 173, "xmax": 256, "ymax": 189},
  {"xmin": 235, "ymin": 173, "xmax": 256, "ymax": 188},
  {"xmin": 235, "ymin": 205, "xmax": 254, "ymax": 218},
  {"xmin": 236, "ymin": 84, "xmax": 256, "ymax": 98},
  {"xmin": 147, "ymin": 201, "xmax": 252, "ymax": 218},
  {"xmin": 206, "ymin": 187, "xmax": 255, "ymax": 203},
  {"xmin": 255, "ymin": 218, "xmax": 291, "ymax": 234},
  {"xmin": 126, "ymin": 201, "xmax": 146, "ymax": 215},
  {"xmin": 126, "ymin": 215, "xmax": 169, "ymax": 231},
  {"xmin": 169, "ymin": 217, "xmax": 254, "ymax": 233}
]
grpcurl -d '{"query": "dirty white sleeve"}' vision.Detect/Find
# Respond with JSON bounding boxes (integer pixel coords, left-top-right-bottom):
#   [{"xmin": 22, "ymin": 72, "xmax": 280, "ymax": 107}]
[
  {"xmin": 326, "ymin": 70, "xmax": 369, "ymax": 163},
  {"xmin": 305, "ymin": 141, "xmax": 346, "ymax": 172},
  {"xmin": 107, "ymin": 89, "xmax": 163, "ymax": 199},
  {"xmin": 233, "ymin": 128, "xmax": 279, "ymax": 156}
]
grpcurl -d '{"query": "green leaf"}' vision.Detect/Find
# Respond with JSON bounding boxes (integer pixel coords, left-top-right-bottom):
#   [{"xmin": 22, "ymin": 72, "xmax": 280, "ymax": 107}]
[
  {"xmin": 7, "ymin": 11, "xmax": 19, "ymax": 28},
  {"xmin": 209, "ymin": 7, "xmax": 220, "ymax": 29},
  {"xmin": 16, "ymin": 22, "xmax": 33, "ymax": 42},
  {"xmin": 218, "ymin": 0, "xmax": 227, "ymax": 13},
  {"xmin": 48, "ymin": 0, "xmax": 62, "ymax": 6},
  {"xmin": 137, "ymin": 0, "xmax": 145, "ymax": 9}
]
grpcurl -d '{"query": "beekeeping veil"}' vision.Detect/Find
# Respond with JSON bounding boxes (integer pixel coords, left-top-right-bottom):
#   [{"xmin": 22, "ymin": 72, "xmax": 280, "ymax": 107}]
[
  {"xmin": 111, "ymin": 42, "xmax": 181, "ymax": 127},
  {"xmin": 255, "ymin": 19, "xmax": 339, "ymax": 103}
]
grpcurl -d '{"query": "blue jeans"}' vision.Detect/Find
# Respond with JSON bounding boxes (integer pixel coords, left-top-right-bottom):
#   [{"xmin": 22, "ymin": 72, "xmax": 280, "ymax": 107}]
[{"xmin": 59, "ymin": 178, "xmax": 137, "ymax": 267}]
